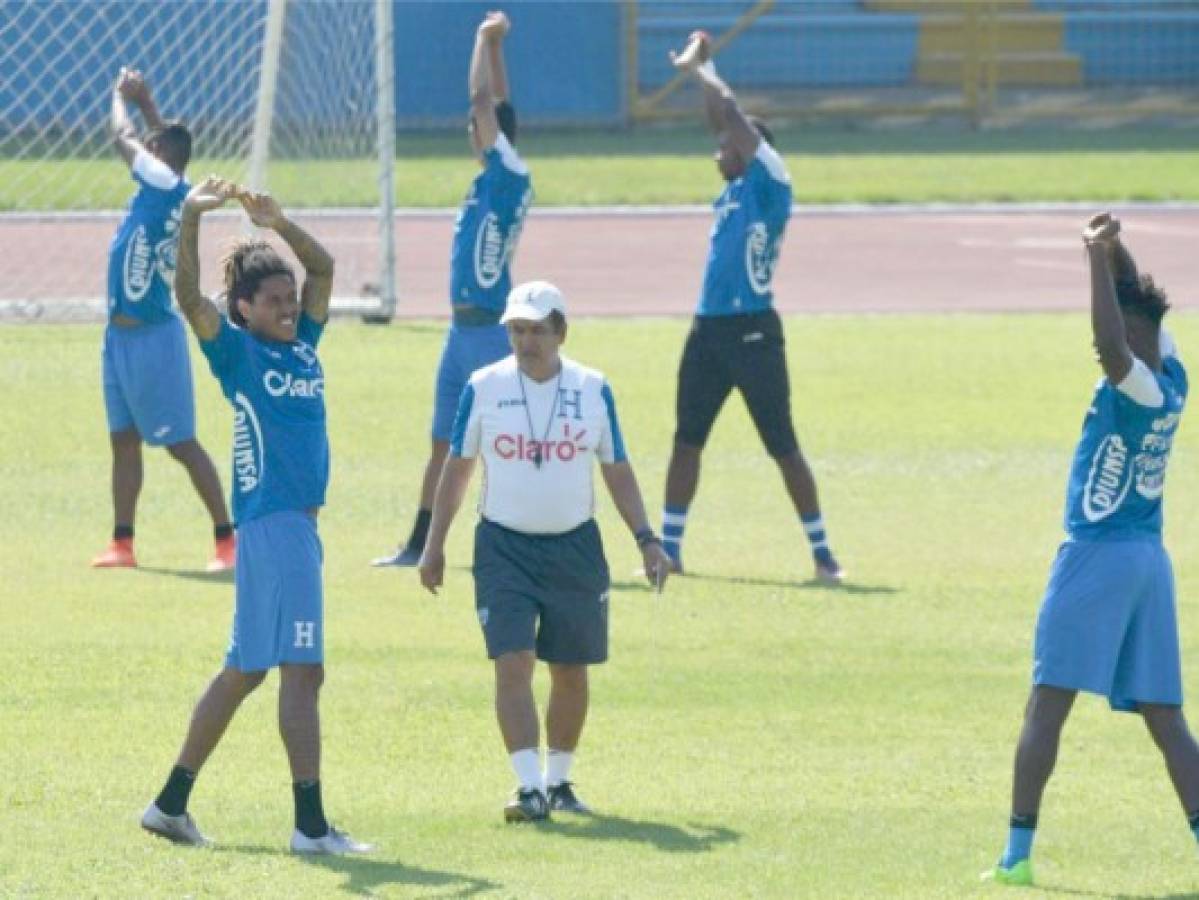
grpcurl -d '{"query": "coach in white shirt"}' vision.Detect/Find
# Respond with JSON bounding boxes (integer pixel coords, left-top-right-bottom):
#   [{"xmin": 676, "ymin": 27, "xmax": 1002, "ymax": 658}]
[{"xmin": 419, "ymin": 280, "xmax": 672, "ymax": 823}]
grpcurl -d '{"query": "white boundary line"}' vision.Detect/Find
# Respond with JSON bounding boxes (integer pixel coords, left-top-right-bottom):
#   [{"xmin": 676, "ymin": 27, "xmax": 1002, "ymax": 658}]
[{"xmin": 4, "ymin": 201, "xmax": 1199, "ymax": 222}]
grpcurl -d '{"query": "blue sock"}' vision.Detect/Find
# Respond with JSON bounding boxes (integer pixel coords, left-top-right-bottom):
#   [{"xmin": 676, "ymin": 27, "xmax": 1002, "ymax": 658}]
[
  {"xmin": 1000, "ymin": 814, "xmax": 1037, "ymax": 868},
  {"xmin": 800, "ymin": 513, "xmax": 830, "ymax": 558},
  {"xmin": 662, "ymin": 505, "xmax": 687, "ymax": 563}
]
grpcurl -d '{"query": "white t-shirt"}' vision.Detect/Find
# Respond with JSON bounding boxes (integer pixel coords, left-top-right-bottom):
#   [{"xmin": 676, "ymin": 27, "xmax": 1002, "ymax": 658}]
[{"xmin": 450, "ymin": 355, "xmax": 628, "ymax": 534}]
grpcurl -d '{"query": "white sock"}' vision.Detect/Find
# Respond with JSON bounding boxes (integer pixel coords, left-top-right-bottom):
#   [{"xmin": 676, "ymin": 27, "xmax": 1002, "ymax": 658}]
[
  {"xmin": 510, "ymin": 748, "xmax": 542, "ymax": 792},
  {"xmin": 545, "ymin": 749, "xmax": 574, "ymax": 788}
]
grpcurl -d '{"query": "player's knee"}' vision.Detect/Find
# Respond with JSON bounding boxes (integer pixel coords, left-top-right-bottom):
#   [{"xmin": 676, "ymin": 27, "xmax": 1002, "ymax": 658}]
[
  {"xmin": 548, "ymin": 663, "xmax": 587, "ymax": 691},
  {"xmin": 1142, "ymin": 704, "xmax": 1188, "ymax": 748},
  {"xmin": 282, "ymin": 663, "xmax": 325, "ymax": 694},
  {"xmin": 166, "ymin": 438, "xmax": 200, "ymax": 463},
  {"xmin": 495, "ymin": 651, "xmax": 536, "ymax": 686}
]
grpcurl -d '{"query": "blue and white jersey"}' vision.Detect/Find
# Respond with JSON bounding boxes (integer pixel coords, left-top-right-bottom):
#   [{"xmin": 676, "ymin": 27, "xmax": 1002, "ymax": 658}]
[
  {"xmin": 451, "ymin": 355, "xmax": 628, "ymax": 534},
  {"xmin": 199, "ymin": 314, "xmax": 329, "ymax": 526},
  {"xmin": 450, "ymin": 134, "xmax": 532, "ymax": 314},
  {"xmin": 698, "ymin": 142, "xmax": 792, "ymax": 318},
  {"xmin": 107, "ymin": 150, "xmax": 190, "ymax": 324},
  {"xmin": 1064, "ymin": 338, "xmax": 1186, "ymax": 540}
]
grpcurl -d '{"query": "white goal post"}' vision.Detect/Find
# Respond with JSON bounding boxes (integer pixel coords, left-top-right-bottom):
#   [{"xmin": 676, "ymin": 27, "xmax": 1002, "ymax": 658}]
[{"xmin": 0, "ymin": 0, "xmax": 397, "ymax": 322}]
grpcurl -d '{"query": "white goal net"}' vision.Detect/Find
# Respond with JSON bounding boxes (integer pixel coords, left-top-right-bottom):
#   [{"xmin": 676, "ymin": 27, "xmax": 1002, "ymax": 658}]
[{"xmin": 0, "ymin": 0, "xmax": 396, "ymax": 322}]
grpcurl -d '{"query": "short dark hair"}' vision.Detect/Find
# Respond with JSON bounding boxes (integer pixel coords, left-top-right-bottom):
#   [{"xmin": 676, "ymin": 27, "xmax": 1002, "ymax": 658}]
[
  {"xmin": 495, "ymin": 100, "xmax": 517, "ymax": 145},
  {"xmin": 749, "ymin": 116, "xmax": 775, "ymax": 149},
  {"xmin": 547, "ymin": 310, "xmax": 566, "ymax": 335},
  {"xmin": 146, "ymin": 121, "xmax": 192, "ymax": 172},
  {"xmin": 220, "ymin": 238, "xmax": 295, "ymax": 327},
  {"xmin": 1117, "ymin": 274, "xmax": 1170, "ymax": 325}
]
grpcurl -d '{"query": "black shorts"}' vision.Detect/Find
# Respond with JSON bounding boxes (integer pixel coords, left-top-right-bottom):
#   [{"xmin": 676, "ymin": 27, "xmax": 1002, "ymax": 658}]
[
  {"xmin": 472, "ymin": 518, "xmax": 610, "ymax": 665},
  {"xmin": 674, "ymin": 308, "xmax": 799, "ymax": 458}
]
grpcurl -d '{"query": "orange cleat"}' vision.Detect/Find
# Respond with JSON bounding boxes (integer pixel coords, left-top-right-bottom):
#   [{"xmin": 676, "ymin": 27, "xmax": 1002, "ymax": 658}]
[
  {"xmin": 92, "ymin": 538, "xmax": 137, "ymax": 568},
  {"xmin": 206, "ymin": 534, "xmax": 236, "ymax": 573}
]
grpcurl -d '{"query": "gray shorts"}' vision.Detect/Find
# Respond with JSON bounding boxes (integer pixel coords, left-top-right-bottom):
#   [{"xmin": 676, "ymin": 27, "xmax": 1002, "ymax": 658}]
[{"xmin": 473, "ymin": 518, "xmax": 610, "ymax": 664}]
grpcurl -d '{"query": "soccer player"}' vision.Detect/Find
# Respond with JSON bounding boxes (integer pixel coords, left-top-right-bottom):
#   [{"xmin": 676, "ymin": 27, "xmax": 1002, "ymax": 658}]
[
  {"xmin": 373, "ymin": 10, "xmax": 532, "ymax": 568},
  {"xmin": 660, "ymin": 32, "xmax": 843, "ymax": 583},
  {"xmin": 93, "ymin": 67, "xmax": 234, "ymax": 571},
  {"xmin": 140, "ymin": 178, "xmax": 370, "ymax": 855},
  {"xmin": 418, "ymin": 281, "xmax": 673, "ymax": 822},
  {"xmin": 985, "ymin": 213, "xmax": 1198, "ymax": 886}
]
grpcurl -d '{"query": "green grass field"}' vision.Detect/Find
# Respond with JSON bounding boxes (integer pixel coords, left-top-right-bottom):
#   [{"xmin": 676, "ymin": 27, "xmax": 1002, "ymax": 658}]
[
  {"xmin": 6, "ymin": 314, "xmax": 1199, "ymax": 897},
  {"xmin": 3, "ymin": 125, "xmax": 1199, "ymax": 210}
]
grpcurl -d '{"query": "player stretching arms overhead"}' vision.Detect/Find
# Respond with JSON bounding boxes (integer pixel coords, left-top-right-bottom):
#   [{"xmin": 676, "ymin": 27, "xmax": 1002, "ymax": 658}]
[
  {"xmin": 140, "ymin": 179, "xmax": 370, "ymax": 855},
  {"xmin": 660, "ymin": 32, "xmax": 843, "ymax": 583},
  {"xmin": 373, "ymin": 10, "xmax": 532, "ymax": 568},
  {"xmin": 92, "ymin": 67, "xmax": 234, "ymax": 571},
  {"xmin": 985, "ymin": 214, "xmax": 1199, "ymax": 887}
]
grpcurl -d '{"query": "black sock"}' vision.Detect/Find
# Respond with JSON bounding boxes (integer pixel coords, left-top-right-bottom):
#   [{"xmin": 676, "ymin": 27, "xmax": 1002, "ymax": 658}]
[
  {"xmin": 214, "ymin": 523, "xmax": 234, "ymax": 541},
  {"xmin": 294, "ymin": 780, "xmax": 329, "ymax": 839},
  {"xmin": 155, "ymin": 765, "xmax": 196, "ymax": 816},
  {"xmin": 114, "ymin": 524, "xmax": 134, "ymax": 541},
  {"xmin": 405, "ymin": 509, "xmax": 432, "ymax": 551},
  {"xmin": 1009, "ymin": 813, "xmax": 1038, "ymax": 829}
]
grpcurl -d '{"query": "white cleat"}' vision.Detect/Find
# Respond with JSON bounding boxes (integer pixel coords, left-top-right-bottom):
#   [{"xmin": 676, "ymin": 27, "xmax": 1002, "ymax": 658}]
[
  {"xmin": 290, "ymin": 826, "xmax": 374, "ymax": 855},
  {"xmin": 141, "ymin": 802, "xmax": 211, "ymax": 847}
]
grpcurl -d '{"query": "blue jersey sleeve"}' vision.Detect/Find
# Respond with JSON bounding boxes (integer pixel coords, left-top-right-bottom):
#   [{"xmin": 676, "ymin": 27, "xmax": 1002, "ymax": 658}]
[
  {"xmin": 450, "ymin": 383, "xmax": 477, "ymax": 457},
  {"xmin": 199, "ymin": 317, "xmax": 246, "ymax": 382},
  {"xmin": 600, "ymin": 382, "xmax": 628, "ymax": 464},
  {"xmin": 297, "ymin": 312, "xmax": 326, "ymax": 349}
]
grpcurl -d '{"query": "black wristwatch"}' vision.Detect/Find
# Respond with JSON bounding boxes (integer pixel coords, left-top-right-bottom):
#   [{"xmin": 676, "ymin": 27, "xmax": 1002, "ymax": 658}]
[{"xmin": 634, "ymin": 527, "xmax": 662, "ymax": 549}]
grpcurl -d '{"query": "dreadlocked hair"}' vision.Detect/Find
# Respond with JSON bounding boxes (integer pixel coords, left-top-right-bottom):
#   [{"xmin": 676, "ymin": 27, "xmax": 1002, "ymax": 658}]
[
  {"xmin": 1117, "ymin": 273, "xmax": 1170, "ymax": 326},
  {"xmin": 220, "ymin": 238, "xmax": 294, "ymax": 327}
]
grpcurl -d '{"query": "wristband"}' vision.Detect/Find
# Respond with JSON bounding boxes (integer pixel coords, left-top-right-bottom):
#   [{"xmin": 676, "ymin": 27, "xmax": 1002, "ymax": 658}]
[{"xmin": 634, "ymin": 528, "xmax": 661, "ymax": 549}]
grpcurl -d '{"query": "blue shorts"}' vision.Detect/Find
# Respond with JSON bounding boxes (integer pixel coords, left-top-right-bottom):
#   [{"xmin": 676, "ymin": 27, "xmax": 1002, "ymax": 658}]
[
  {"xmin": 101, "ymin": 315, "xmax": 196, "ymax": 446},
  {"xmin": 431, "ymin": 323, "xmax": 510, "ymax": 441},
  {"xmin": 1034, "ymin": 538, "xmax": 1181, "ymax": 711},
  {"xmin": 225, "ymin": 511, "xmax": 324, "ymax": 673}
]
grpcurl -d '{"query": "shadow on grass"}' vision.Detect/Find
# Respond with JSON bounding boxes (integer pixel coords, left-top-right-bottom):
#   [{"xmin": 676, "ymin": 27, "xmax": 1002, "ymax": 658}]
[
  {"xmin": 1035, "ymin": 887, "xmax": 1199, "ymax": 900},
  {"xmin": 137, "ymin": 565, "xmax": 234, "ymax": 585},
  {"xmin": 540, "ymin": 813, "xmax": 739, "ymax": 854},
  {"xmin": 634, "ymin": 571, "xmax": 899, "ymax": 595},
  {"xmin": 222, "ymin": 844, "xmax": 498, "ymax": 898}
]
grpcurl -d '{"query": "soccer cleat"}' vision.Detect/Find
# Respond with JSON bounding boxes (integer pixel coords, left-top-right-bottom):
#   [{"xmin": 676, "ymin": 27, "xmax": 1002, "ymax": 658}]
[
  {"xmin": 547, "ymin": 781, "xmax": 591, "ymax": 815},
  {"xmin": 813, "ymin": 548, "xmax": 845, "ymax": 584},
  {"xmin": 981, "ymin": 859, "xmax": 1033, "ymax": 887},
  {"xmin": 206, "ymin": 535, "xmax": 236, "ymax": 573},
  {"xmin": 290, "ymin": 826, "xmax": 374, "ymax": 855},
  {"xmin": 140, "ymin": 802, "xmax": 211, "ymax": 847},
  {"xmin": 504, "ymin": 787, "xmax": 550, "ymax": 823},
  {"xmin": 92, "ymin": 538, "xmax": 136, "ymax": 568},
  {"xmin": 370, "ymin": 545, "xmax": 422, "ymax": 567}
]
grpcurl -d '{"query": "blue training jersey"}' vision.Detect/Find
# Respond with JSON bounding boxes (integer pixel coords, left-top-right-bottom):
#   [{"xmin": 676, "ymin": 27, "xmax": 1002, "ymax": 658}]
[
  {"xmin": 698, "ymin": 142, "xmax": 792, "ymax": 318},
  {"xmin": 107, "ymin": 150, "xmax": 190, "ymax": 324},
  {"xmin": 1063, "ymin": 352, "xmax": 1187, "ymax": 540},
  {"xmin": 199, "ymin": 314, "xmax": 329, "ymax": 526},
  {"xmin": 449, "ymin": 134, "xmax": 532, "ymax": 313}
]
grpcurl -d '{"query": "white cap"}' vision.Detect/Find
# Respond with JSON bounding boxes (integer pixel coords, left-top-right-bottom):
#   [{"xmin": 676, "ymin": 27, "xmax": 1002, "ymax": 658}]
[{"xmin": 500, "ymin": 280, "xmax": 566, "ymax": 324}]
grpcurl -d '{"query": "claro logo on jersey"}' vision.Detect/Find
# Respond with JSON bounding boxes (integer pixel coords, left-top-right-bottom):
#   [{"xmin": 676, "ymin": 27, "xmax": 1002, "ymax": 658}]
[
  {"xmin": 1082, "ymin": 433, "xmax": 1134, "ymax": 521},
  {"xmin": 264, "ymin": 370, "xmax": 324, "ymax": 398},
  {"xmin": 232, "ymin": 392, "xmax": 265, "ymax": 494},
  {"xmin": 745, "ymin": 221, "xmax": 779, "ymax": 296},
  {"xmin": 494, "ymin": 423, "xmax": 589, "ymax": 464}
]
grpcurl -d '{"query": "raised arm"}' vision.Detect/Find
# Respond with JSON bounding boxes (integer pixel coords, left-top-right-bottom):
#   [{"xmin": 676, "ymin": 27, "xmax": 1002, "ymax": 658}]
[
  {"xmin": 468, "ymin": 12, "xmax": 510, "ymax": 149},
  {"xmin": 417, "ymin": 455, "xmax": 477, "ymax": 595},
  {"xmin": 109, "ymin": 69, "xmax": 142, "ymax": 167},
  {"xmin": 1083, "ymin": 212, "xmax": 1133, "ymax": 384},
  {"xmin": 122, "ymin": 68, "xmax": 164, "ymax": 129},
  {"xmin": 601, "ymin": 461, "xmax": 672, "ymax": 590},
  {"xmin": 239, "ymin": 192, "xmax": 335, "ymax": 324},
  {"xmin": 175, "ymin": 176, "xmax": 235, "ymax": 342},
  {"xmin": 670, "ymin": 31, "xmax": 759, "ymax": 160}
]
